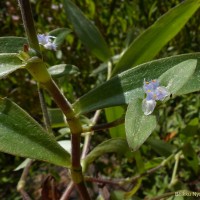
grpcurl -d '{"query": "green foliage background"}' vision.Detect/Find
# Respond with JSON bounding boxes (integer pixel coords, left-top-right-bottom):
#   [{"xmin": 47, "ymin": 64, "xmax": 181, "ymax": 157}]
[{"xmin": 0, "ymin": 0, "xmax": 199, "ymax": 199}]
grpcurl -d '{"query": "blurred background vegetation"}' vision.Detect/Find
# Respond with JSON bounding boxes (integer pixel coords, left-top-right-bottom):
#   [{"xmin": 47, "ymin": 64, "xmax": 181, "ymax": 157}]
[{"xmin": 0, "ymin": 0, "xmax": 199, "ymax": 199}]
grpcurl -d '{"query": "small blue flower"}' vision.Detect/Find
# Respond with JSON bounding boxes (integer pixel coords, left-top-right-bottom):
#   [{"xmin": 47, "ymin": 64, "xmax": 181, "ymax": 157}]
[
  {"xmin": 37, "ymin": 34, "xmax": 57, "ymax": 51},
  {"xmin": 142, "ymin": 79, "xmax": 169, "ymax": 115}
]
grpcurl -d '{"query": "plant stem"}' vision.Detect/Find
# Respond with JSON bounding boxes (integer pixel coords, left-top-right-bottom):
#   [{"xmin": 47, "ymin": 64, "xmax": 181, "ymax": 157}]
[
  {"xmin": 61, "ymin": 110, "xmax": 102, "ymax": 199},
  {"xmin": 130, "ymin": 152, "xmax": 175, "ymax": 183},
  {"xmin": 169, "ymin": 151, "xmax": 181, "ymax": 187},
  {"xmin": 107, "ymin": 60, "xmax": 112, "ymax": 80},
  {"xmin": 18, "ymin": 1, "xmax": 91, "ymax": 198},
  {"xmin": 85, "ymin": 152, "xmax": 178, "ymax": 187},
  {"xmin": 85, "ymin": 176, "xmax": 121, "ymax": 186},
  {"xmin": 43, "ymin": 79, "xmax": 91, "ymax": 200},
  {"xmin": 17, "ymin": 159, "xmax": 33, "ymax": 200},
  {"xmin": 81, "ymin": 110, "xmax": 101, "ymax": 159},
  {"xmin": 42, "ymin": 80, "xmax": 83, "ymax": 170},
  {"xmin": 60, "ymin": 182, "xmax": 75, "ymax": 200},
  {"xmin": 43, "ymin": 80, "xmax": 82, "ymax": 135},
  {"xmin": 18, "ymin": 0, "xmax": 40, "ymax": 54},
  {"xmin": 82, "ymin": 114, "xmax": 125, "ymax": 133}
]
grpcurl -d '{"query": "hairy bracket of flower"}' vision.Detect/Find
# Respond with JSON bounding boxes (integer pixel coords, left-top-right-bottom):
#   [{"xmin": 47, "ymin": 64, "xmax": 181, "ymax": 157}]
[
  {"xmin": 142, "ymin": 79, "xmax": 170, "ymax": 115},
  {"xmin": 37, "ymin": 34, "xmax": 57, "ymax": 51}
]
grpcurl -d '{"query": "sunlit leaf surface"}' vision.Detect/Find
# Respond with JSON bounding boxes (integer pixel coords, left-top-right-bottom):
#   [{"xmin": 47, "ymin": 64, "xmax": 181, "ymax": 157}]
[
  {"xmin": 74, "ymin": 54, "xmax": 200, "ymax": 115},
  {"xmin": 0, "ymin": 53, "xmax": 22, "ymax": 78},
  {"xmin": 125, "ymin": 99, "xmax": 157, "ymax": 151}
]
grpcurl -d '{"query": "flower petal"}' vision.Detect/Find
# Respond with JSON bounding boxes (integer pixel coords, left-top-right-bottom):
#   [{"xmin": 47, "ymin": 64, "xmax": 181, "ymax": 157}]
[
  {"xmin": 37, "ymin": 34, "xmax": 49, "ymax": 45},
  {"xmin": 155, "ymin": 86, "xmax": 170, "ymax": 101},
  {"xmin": 37, "ymin": 34, "xmax": 57, "ymax": 51},
  {"xmin": 142, "ymin": 99, "xmax": 156, "ymax": 115},
  {"xmin": 143, "ymin": 79, "xmax": 159, "ymax": 92},
  {"xmin": 44, "ymin": 42, "xmax": 57, "ymax": 51}
]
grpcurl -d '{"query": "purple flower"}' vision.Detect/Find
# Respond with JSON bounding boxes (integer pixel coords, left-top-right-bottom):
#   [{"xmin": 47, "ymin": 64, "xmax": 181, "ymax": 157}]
[
  {"xmin": 142, "ymin": 79, "xmax": 169, "ymax": 115},
  {"xmin": 37, "ymin": 34, "xmax": 57, "ymax": 51}
]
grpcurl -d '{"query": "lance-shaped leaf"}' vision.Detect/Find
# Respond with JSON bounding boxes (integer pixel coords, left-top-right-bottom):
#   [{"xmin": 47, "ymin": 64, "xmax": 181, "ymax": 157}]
[
  {"xmin": 125, "ymin": 99, "xmax": 157, "ymax": 151},
  {"xmin": 73, "ymin": 53, "xmax": 200, "ymax": 115},
  {"xmin": 82, "ymin": 138, "xmax": 129, "ymax": 172},
  {"xmin": 147, "ymin": 138, "xmax": 175, "ymax": 157},
  {"xmin": 0, "ymin": 98, "xmax": 70, "ymax": 167},
  {"xmin": 63, "ymin": 0, "xmax": 112, "ymax": 61},
  {"xmin": 113, "ymin": 0, "xmax": 200, "ymax": 74},
  {"xmin": 0, "ymin": 53, "xmax": 22, "ymax": 78},
  {"xmin": 0, "ymin": 37, "xmax": 27, "ymax": 53},
  {"xmin": 48, "ymin": 64, "xmax": 79, "ymax": 78}
]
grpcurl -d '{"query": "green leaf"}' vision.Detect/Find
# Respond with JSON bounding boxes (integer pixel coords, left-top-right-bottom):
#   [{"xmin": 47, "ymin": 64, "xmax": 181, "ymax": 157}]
[
  {"xmin": 147, "ymin": 138, "xmax": 175, "ymax": 157},
  {"xmin": 73, "ymin": 53, "xmax": 200, "ymax": 115},
  {"xmin": 113, "ymin": 0, "xmax": 200, "ymax": 74},
  {"xmin": 0, "ymin": 53, "xmax": 22, "ymax": 78},
  {"xmin": 0, "ymin": 98, "xmax": 70, "ymax": 167},
  {"xmin": 48, "ymin": 28, "xmax": 71, "ymax": 47},
  {"xmin": 133, "ymin": 150, "xmax": 145, "ymax": 174},
  {"xmin": 63, "ymin": 0, "xmax": 112, "ymax": 61},
  {"xmin": 158, "ymin": 59, "xmax": 197, "ymax": 94},
  {"xmin": 182, "ymin": 143, "xmax": 199, "ymax": 174},
  {"xmin": 105, "ymin": 106, "xmax": 126, "ymax": 138},
  {"xmin": 180, "ymin": 118, "xmax": 199, "ymax": 141},
  {"xmin": 125, "ymin": 99, "xmax": 157, "ymax": 151},
  {"xmin": 0, "ymin": 37, "xmax": 27, "ymax": 53},
  {"xmin": 82, "ymin": 138, "xmax": 128, "ymax": 172},
  {"xmin": 48, "ymin": 64, "xmax": 79, "ymax": 78},
  {"xmin": 110, "ymin": 191, "xmax": 127, "ymax": 200},
  {"xmin": 47, "ymin": 108, "xmax": 66, "ymax": 128}
]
